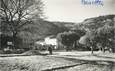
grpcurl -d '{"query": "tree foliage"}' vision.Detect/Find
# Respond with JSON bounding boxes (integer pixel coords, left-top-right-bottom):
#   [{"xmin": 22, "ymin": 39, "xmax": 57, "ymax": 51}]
[
  {"xmin": 57, "ymin": 31, "xmax": 80, "ymax": 47},
  {"xmin": 96, "ymin": 25, "xmax": 115, "ymax": 48}
]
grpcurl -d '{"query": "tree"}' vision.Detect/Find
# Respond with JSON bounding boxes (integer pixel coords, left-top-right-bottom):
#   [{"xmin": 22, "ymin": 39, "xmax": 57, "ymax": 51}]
[
  {"xmin": 0, "ymin": 0, "xmax": 44, "ymax": 49},
  {"xmin": 79, "ymin": 29, "xmax": 97, "ymax": 54},
  {"xmin": 79, "ymin": 24, "xmax": 115, "ymax": 53},
  {"xmin": 88, "ymin": 31, "xmax": 97, "ymax": 54},
  {"xmin": 57, "ymin": 31, "xmax": 80, "ymax": 51},
  {"xmin": 96, "ymin": 25, "xmax": 115, "ymax": 52}
]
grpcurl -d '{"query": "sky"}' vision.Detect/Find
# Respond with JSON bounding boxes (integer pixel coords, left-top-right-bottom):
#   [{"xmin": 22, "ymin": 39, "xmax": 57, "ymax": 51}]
[{"xmin": 42, "ymin": 0, "xmax": 115, "ymax": 23}]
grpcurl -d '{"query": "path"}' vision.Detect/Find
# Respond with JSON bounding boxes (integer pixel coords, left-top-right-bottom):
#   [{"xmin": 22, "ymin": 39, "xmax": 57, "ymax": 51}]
[
  {"xmin": 46, "ymin": 51, "xmax": 115, "ymax": 71},
  {"xmin": 50, "ymin": 51, "xmax": 115, "ymax": 62},
  {"xmin": 0, "ymin": 51, "xmax": 115, "ymax": 71}
]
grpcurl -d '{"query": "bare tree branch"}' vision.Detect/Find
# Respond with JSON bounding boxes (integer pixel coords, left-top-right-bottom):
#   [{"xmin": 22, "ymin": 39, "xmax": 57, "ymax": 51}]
[{"xmin": 0, "ymin": 0, "xmax": 44, "ymax": 34}]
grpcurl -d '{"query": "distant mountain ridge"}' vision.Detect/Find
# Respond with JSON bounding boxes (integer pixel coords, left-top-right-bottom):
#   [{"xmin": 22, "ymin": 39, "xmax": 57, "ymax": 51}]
[
  {"xmin": 19, "ymin": 14, "xmax": 115, "ymax": 41},
  {"xmin": 20, "ymin": 19, "xmax": 70, "ymax": 40},
  {"xmin": 81, "ymin": 15, "xmax": 115, "ymax": 29}
]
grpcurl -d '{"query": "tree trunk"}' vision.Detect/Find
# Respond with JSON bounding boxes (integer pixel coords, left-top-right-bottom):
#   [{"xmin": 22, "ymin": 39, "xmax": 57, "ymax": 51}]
[
  {"xmin": 12, "ymin": 32, "xmax": 17, "ymax": 50},
  {"xmin": 102, "ymin": 47, "xmax": 105, "ymax": 53},
  {"xmin": 73, "ymin": 41, "xmax": 77, "ymax": 49},
  {"xmin": 91, "ymin": 46, "xmax": 94, "ymax": 54}
]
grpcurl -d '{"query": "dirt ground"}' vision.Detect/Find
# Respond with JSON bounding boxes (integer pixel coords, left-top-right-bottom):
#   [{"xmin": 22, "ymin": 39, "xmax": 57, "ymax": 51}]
[{"xmin": 0, "ymin": 51, "xmax": 115, "ymax": 71}]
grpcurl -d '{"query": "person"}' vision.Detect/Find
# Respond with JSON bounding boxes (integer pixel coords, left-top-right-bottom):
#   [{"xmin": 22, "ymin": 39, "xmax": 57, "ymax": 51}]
[{"xmin": 48, "ymin": 45, "xmax": 52, "ymax": 54}]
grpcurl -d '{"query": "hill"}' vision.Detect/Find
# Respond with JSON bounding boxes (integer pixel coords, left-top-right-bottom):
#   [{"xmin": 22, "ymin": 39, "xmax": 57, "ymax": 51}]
[
  {"xmin": 53, "ymin": 21, "xmax": 75, "ymax": 30},
  {"xmin": 26, "ymin": 14, "xmax": 115, "ymax": 40},
  {"xmin": 19, "ymin": 19, "xmax": 70, "ymax": 40},
  {"xmin": 81, "ymin": 15, "xmax": 115, "ymax": 30},
  {"xmin": 72, "ymin": 15, "xmax": 115, "ymax": 31}
]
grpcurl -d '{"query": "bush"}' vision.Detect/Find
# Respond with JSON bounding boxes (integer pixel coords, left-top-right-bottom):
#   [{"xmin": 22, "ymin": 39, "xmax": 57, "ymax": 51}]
[
  {"xmin": 22, "ymin": 50, "xmax": 48, "ymax": 55},
  {"xmin": 1, "ymin": 49, "xmax": 25, "ymax": 54},
  {"xmin": 0, "ymin": 50, "xmax": 4, "ymax": 54},
  {"xmin": 4, "ymin": 49, "xmax": 13, "ymax": 54},
  {"xmin": 12, "ymin": 49, "xmax": 25, "ymax": 54}
]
